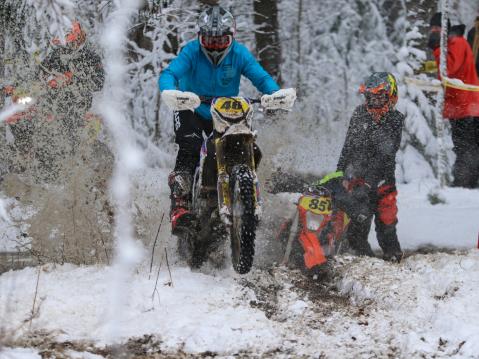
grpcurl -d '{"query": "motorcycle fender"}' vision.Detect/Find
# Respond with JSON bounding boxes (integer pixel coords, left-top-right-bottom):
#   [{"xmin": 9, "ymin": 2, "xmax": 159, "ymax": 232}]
[
  {"xmin": 221, "ymin": 124, "xmax": 254, "ymax": 138},
  {"xmin": 298, "ymin": 231, "xmax": 327, "ymax": 268}
]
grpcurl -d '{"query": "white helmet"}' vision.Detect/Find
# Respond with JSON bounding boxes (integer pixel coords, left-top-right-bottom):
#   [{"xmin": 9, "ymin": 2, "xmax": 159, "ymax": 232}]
[{"xmin": 197, "ymin": 6, "xmax": 236, "ymax": 65}]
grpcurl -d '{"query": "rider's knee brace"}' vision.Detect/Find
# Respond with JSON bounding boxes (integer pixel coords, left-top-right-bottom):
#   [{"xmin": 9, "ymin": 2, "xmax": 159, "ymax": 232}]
[{"xmin": 168, "ymin": 171, "xmax": 193, "ymax": 198}]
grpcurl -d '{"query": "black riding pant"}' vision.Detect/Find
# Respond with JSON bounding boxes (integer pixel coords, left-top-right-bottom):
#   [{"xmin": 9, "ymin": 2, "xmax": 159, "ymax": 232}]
[
  {"xmin": 173, "ymin": 110, "xmax": 262, "ymax": 174},
  {"xmin": 449, "ymin": 117, "xmax": 479, "ymax": 188},
  {"xmin": 173, "ymin": 110, "xmax": 213, "ymax": 175},
  {"xmin": 345, "ymin": 184, "xmax": 401, "ymax": 257}
]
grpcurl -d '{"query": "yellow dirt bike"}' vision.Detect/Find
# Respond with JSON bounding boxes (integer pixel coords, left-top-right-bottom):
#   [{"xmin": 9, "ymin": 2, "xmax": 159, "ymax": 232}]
[{"xmin": 178, "ymin": 96, "xmax": 263, "ymax": 274}]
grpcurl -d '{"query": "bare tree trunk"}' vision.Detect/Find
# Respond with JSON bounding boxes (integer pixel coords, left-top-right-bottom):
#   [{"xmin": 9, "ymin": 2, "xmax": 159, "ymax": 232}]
[
  {"xmin": 163, "ymin": 23, "xmax": 179, "ymax": 56},
  {"xmin": 198, "ymin": 0, "xmax": 219, "ymax": 6},
  {"xmin": 253, "ymin": 0, "xmax": 282, "ymax": 84},
  {"xmin": 296, "ymin": 0, "xmax": 303, "ymax": 96},
  {"xmin": 404, "ymin": 0, "xmax": 437, "ymax": 50},
  {"xmin": 381, "ymin": 0, "xmax": 404, "ymax": 36},
  {"xmin": 0, "ymin": 33, "xmax": 4, "ymax": 108}
]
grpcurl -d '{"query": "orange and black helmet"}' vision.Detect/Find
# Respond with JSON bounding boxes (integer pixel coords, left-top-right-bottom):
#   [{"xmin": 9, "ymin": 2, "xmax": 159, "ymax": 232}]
[
  {"xmin": 65, "ymin": 21, "xmax": 86, "ymax": 45},
  {"xmin": 52, "ymin": 21, "xmax": 86, "ymax": 47},
  {"xmin": 359, "ymin": 72, "xmax": 398, "ymax": 112}
]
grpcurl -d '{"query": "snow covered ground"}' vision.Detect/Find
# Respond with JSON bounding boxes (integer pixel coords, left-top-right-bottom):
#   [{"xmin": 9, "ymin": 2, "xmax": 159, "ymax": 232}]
[
  {"xmin": 1, "ymin": 251, "xmax": 478, "ymax": 358},
  {"xmin": 0, "ymin": 180, "xmax": 478, "ymax": 358},
  {"xmin": 377, "ymin": 182, "xmax": 479, "ymax": 250}
]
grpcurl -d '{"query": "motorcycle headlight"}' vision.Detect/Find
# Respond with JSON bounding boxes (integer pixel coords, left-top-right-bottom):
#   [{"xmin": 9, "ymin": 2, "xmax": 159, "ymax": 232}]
[
  {"xmin": 16, "ymin": 96, "xmax": 33, "ymax": 105},
  {"xmin": 305, "ymin": 211, "xmax": 324, "ymax": 231}
]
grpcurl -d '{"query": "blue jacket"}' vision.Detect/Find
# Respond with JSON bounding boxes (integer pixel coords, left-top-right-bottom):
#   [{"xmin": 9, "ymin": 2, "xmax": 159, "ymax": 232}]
[{"xmin": 158, "ymin": 39, "xmax": 280, "ymax": 120}]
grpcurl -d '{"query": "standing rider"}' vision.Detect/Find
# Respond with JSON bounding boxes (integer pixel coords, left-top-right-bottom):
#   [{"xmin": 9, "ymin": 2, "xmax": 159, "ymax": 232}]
[
  {"xmin": 40, "ymin": 20, "xmax": 104, "ymax": 125},
  {"xmin": 6, "ymin": 21, "xmax": 104, "ymax": 181},
  {"xmin": 330, "ymin": 72, "xmax": 404, "ymax": 262},
  {"xmin": 159, "ymin": 5, "xmax": 295, "ymax": 234}
]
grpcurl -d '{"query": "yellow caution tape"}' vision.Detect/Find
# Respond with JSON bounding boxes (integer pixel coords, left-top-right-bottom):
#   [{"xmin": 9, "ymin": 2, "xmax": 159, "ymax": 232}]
[
  {"xmin": 405, "ymin": 77, "xmax": 441, "ymax": 92},
  {"xmin": 442, "ymin": 77, "xmax": 479, "ymax": 92},
  {"xmin": 405, "ymin": 77, "xmax": 479, "ymax": 92}
]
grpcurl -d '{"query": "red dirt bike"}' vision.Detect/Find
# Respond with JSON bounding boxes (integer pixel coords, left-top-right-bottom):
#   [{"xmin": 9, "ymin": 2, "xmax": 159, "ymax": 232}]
[{"xmin": 279, "ymin": 185, "xmax": 350, "ymax": 274}]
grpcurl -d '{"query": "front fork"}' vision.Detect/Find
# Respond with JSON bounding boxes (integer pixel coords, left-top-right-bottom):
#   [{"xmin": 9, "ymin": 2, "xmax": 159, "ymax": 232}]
[{"xmin": 215, "ymin": 136, "xmax": 262, "ymax": 224}]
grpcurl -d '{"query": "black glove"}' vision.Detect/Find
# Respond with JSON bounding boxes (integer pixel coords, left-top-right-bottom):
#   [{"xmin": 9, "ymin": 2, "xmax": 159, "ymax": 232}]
[
  {"xmin": 332, "ymin": 181, "xmax": 372, "ymax": 223},
  {"xmin": 349, "ymin": 184, "xmax": 373, "ymax": 222}
]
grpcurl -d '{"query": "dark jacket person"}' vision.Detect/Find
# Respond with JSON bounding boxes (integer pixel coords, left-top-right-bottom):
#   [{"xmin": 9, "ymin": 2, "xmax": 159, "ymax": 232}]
[
  {"xmin": 337, "ymin": 72, "xmax": 404, "ymax": 262},
  {"xmin": 428, "ymin": 12, "xmax": 479, "ymax": 188}
]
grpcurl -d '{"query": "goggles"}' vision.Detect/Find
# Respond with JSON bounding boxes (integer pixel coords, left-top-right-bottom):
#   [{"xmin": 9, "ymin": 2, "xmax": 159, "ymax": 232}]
[
  {"xmin": 200, "ymin": 34, "xmax": 233, "ymax": 51},
  {"xmin": 364, "ymin": 91, "xmax": 389, "ymax": 109}
]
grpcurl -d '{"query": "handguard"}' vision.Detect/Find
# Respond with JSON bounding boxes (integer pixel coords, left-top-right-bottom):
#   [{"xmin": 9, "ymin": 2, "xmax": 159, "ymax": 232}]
[
  {"xmin": 261, "ymin": 88, "xmax": 296, "ymax": 110},
  {"xmin": 162, "ymin": 90, "xmax": 201, "ymax": 112}
]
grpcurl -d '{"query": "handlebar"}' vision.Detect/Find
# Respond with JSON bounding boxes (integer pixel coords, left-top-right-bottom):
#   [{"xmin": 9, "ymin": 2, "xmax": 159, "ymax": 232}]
[{"xmin": 199, "ymin": 96, "xmax": 261, "ymax": 105}]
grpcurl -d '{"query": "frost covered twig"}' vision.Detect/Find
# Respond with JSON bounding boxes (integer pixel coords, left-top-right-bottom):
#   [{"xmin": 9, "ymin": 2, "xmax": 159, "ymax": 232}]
[
  {"xmin": 164, "ymin": 248, "xmax": 173, "ymax": 287},
  {"xmin": 28, "ymin": 266, "xmax": 41, "ymax": 330},
  {"xmin": 81, "ymin": 211, "xmax": 111, "ymax": 264},
  {"xmin": 151, "ymin": 260, "xmax": 161, "ymax": 306},
  {"xmin": 149, "ymin": 213, "xmax": 164, "ymax": 280}
]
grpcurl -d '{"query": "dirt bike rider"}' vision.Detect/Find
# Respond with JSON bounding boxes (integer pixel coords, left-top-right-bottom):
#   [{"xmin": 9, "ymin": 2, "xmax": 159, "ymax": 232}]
[
  {"xmin": 22, "ymin": 20, "xmax": 105, "ymax": 183},
  {"xmin": 158, "ymin": 5, "xmax": 295, "ymax": 234},
  {"xmin": 322, "ymin": 72, "xmax": 404, "ymax": 262},
  {"xmin": 37, "ymin": 20, "xmax": 104, "ymax": 145}
]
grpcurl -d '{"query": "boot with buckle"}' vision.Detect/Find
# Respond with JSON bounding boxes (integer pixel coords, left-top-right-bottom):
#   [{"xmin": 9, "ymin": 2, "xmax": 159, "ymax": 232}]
[{"xmin": 169, "ymin": 171, "xmax": 195, "ymax": 235}]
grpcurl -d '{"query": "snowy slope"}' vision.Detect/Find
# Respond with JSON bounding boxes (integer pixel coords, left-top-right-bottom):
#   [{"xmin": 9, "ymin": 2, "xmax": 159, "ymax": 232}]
[
  {"xmin": 375, "ymin": 183, "xmax": 479, "ymax": 251},
  {"xmin": 1, "ymin": 250, "xmax": 479, "ymax": 358},
  {"xmin": 1, "ymin": 180, "xmax": 478, "ymax": 358}
]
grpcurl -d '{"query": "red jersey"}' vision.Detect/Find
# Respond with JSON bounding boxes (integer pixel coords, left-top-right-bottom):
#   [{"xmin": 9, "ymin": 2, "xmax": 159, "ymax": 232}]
[{"xmin": 433, "ymin": 35, "xmax": 479, "ymax": 119}]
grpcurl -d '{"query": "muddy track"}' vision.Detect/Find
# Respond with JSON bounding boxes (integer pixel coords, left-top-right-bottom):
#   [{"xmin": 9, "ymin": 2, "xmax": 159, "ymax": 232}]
[
  {"xmin": 1, "ymin": 248, "xmax": 474, "ymax": 358},
  {"xmin": 4, "ymin": 333, "xmax": 221, "ymax": 358},
  {"xmin": 2, "ymin": 331, "xmax": 310, "ymax": 358},
  {"xmin": 2, "ymin": 264, "xmax": 354, "ymax": 358}
]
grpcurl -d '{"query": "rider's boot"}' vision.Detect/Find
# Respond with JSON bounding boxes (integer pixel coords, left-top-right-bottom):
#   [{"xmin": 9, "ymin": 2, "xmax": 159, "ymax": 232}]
[
  {"xmin": 344, "ymin": 216, "xmax": 376, "ymax": 257},
  {"xmin": 376, "ymin": 221, "xmax": 403, "ymax": 263},
  {"xmin": 169, "ymin": 171, "xmax": 195, "ymax": 235}
]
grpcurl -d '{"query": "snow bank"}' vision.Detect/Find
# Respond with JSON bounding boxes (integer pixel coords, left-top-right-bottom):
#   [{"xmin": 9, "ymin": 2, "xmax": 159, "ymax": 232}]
[
  {"xmin": 339, "ymin": 250, "xmax": 479, "ymax": 357},
  {"xmin": 0, "ymin": 347, "xmax": 41, "ymax": 359},
  {"xmin": 0, "ymin": 264, "xmax": 282, "ymax": 354},
  {"xmin": 369, "ymin": 183, "xmax": 479, "ymax": 251},
  {"xmin": 1, "ymin": 250, "xmax": 479, "ymax": 357}
]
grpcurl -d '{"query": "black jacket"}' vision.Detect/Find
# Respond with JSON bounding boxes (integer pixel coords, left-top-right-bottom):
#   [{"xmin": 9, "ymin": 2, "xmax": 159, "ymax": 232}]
[
  {"xmin": 337, "ymin": 105, "xmax": 404, "ymax": 188},
  {"xmin": 39, "ymin": 43, "xmax": 104, "ymax": 115}
]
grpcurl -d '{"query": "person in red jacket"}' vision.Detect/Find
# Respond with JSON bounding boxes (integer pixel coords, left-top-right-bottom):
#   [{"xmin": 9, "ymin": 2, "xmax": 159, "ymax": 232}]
[{"xmin": 428, "ymin": 13, "xmax": 479, "ymax": 188}]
